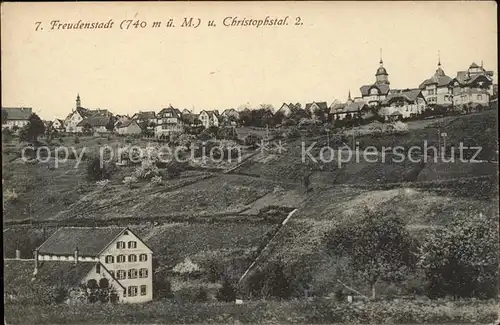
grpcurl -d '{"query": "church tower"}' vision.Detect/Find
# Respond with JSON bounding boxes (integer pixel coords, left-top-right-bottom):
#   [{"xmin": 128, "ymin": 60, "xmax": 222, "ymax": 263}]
[
  {"xmin": 347, "ymin": 90, "xmax": 353, "ymax": 104},
  {"xmin": 76, "ymin": 93, "xmax": 81, "ymax": 109},
  {"xmin": 375, "ymin": 49, "xmax": 390, "ymax": 85}
]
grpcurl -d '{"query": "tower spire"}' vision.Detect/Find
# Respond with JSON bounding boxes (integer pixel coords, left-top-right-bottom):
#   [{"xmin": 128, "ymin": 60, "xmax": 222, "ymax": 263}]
[
  {"xmin": 379, "ymin": 48, "xmax": 383, "ymax": 65},
  {"xmin": 438, "ymin": 50, "xmax": 441, "ymax": 67},
  {"xmin": 348, "ymin": 89, "xmax": 352, "ymax": 101},
  {"xmin": 76, "ymin": 93, "xmax": 81, "ymax": 109}
]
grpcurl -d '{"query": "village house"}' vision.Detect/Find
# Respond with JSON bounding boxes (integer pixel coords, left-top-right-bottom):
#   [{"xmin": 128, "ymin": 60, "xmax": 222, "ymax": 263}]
[
  {"xmin": 450, "ymin": 61, "xmax": 494, "ymax": 111},
  {"xmin": 305, "ymin": 102, "xmax": 328, "ymax": 120},
  {"xmin": 330, "ymin": 92, "xmax": 370, "ymax": 121},
  {"xmin": 76, "ymin": 115, "xmax": 115, "ymax": 134},
  {"xmin": 155, "ymin": 106, "xmax": 184, "ymax": 137},
  {"xmin": 275, "ymin": 103, "xmax": 301, "ymax": 117},
  {"xmin": 359, "ymin": 53, "xmax": 391, "ymax": 108},
  {"xmin": 115, "ymin": 119, "xmax": 143, "ymax": 135},
  {"xmin": 199, "ymin": 110, "xmax": 220, "ymax": 128},
  {"xmin": 220, "ymin": 108, "xmax": 240, "ymax": 122},
  {"xmin": 64, "ymin": 94, "xmax": 113, "ymax": 133},
  {"xmin": 29, "ymin": 227, "xmax": 154, "ymax": 303},
  {"xmin": 1, "ymin": 107, "xmax": 32, "ymax": 130},
  {"xmin": 380, "ymin": 89, "xmax": 427, "ymax": 120},
  {"xmin": 50, "ymin": 118, "xmax": 66, "ymax": 132},
  {"xmin": 181, "ymin": 110, "xmax": 200, "ymax": 127},
  {"xmin": 131, "ymin": 111, "xmax": 157, "ymax": 126}
]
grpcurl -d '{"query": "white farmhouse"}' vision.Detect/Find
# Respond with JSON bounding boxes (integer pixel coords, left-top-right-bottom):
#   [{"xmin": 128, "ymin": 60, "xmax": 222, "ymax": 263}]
[{"xmin": 34, "ymin": 227, "xmax": 153, "ymax": 303}]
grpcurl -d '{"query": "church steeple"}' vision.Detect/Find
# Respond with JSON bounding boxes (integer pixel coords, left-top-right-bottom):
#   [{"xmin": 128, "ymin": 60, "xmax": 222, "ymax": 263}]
[
  {"xmin": 76, "ymin": 93, "xmax": 81, "ymax": 109},
  {"xmin": 348, "ymin": 89, "xmax": 352, "ymax": 101},
  {"xmin": 379, "ymin": 48, "xmax": 383, "ymax": 66},
  {"xmin": 438, "ymin": 50, "xmax": 441, "ymax": 67}
]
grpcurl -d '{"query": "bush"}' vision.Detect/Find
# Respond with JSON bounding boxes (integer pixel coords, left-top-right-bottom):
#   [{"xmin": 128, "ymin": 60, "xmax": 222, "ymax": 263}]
[
  {"xmin": 4, "ymin": 188, "xmax": 18, "ymax": 203},
  {"xmin": 86, "ymin": 157, "xmax": 115, "ymax": 181},
  {"xmin": 123, "ymin": 176, "xmax": 138, "ymax": 188},
  {"xmin": 96, "ymin": 179, "xmax": 110, "ymax": 188},
  {"xmin": 285, "ymin": 127, "xmax": 301, "ymax": 139},
  {"xmin": 73, "ymin": 136, "xmax": 80, "ymax": 144},
  {"xmin": 216, "ymin": 277, "xmax": 236, "ymax": 302},
  {"xmin": 244, "ymin": 132, "xmax": 262, "ymax": 148},
  {"xmin": 150, "ymin": 176, "xmax": 162, "ymax": 186},
  {"xmin": 134, "ymin": 159, "xmax": 159, "ymax": 180}
]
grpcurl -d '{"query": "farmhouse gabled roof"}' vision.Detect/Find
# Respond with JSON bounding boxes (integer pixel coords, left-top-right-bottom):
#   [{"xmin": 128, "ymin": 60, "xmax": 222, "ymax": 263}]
[
  {"xmin": 2, "ymin": 107, "xmax": 33, "ymax": 121},
  {"xmin": 305, "ymin": 102, "xmax": 328, "ymax": 111},
  {"xmin": 37, "ymin": 227, "xmax": 127, "ymax": 256},
  {"xmin": 133, "ymin": 111, "xmax": 156, "ymax": 120},
  {"xmin": 4, "ymin": 260, "xmax": 95, "ymax": 289},
  {"xmin": 77, "ymin": 115, "xmax": 113, "ymax": 127}
]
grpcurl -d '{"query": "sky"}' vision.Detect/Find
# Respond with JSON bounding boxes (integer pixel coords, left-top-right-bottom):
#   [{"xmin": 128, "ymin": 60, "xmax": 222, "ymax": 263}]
[{"xmin": 1, "ymin": 1, "xmax": 498, "ymax": 120}]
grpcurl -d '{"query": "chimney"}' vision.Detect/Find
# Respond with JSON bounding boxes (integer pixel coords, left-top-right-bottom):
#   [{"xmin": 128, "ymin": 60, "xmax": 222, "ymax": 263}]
[
  {"xmin": 15, "ymin": 249, "xmax": 21, "ymax": 259},
  {"xmin": 74, "ymin": 246, "xmax": 79, "ymax": 265},
  {"xmin": 33, "ymin": 249, "xmax": 39, "ymax": 275}
]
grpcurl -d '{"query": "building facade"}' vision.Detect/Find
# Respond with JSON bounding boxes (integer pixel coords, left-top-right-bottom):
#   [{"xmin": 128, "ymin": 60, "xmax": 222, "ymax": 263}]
[
  {"xmin": 359, "ymin": 54, "xmax": 391, "ymax": 108},
  {"xmin": 155, "ymin": 106, "xmax": 184, "ymax": 137},
  {"xmin": 1, "ymin": 107, "xmax": 32, "ymax": 130},
  {"xmin": 35, "ymin": 227, "xmax": 153, "ymax": 303},
  {"xmin": 381, "ymin": 89, "xmax": 427, "ymax": 120},
  {"xmin": 419, "ymin": 59, "xmax": 453, "ymax": 107},
  {"xmin": 450, "ymin": 62, "xmax": 494, "ymax": 111},
  {"xmin": 199, "ymin": 110, "xmax": 220, "ymax": 128}
]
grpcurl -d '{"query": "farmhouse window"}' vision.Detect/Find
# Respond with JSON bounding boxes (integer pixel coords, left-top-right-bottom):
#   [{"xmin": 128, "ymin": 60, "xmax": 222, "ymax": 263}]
[
  {"xmin": 139, "ymin": 254, "xmax": 148, "ymax": 262},
  {"xmin": 117, "ymin": 270, "xmax": 126, "ymax": 280},
  {"xmin": 116, "ymin": 241, "xmax": 126, "ymax": 249},
  {"xmin": 105, "ymin": 255, "xmax": 114, "ymax": 263},
  {"xmin": 128, "ymin": 269, "xmax": 138, "ymax": 279},
  {"xmin": 139, "ymin": 268, "xmax": 148, "ymax": 278},
  {"xmin": 140, "ymin": 285, "xmax": 147, "ymax": 296},
  {"xmin": 128, "ymin": 286, "xmax": 138, "ymax": 297},
  {"xmin": 128, "ymin": 254, "xmax": 137, "ymax": 262},
  {"xmin": 128, "ymin": 241, "xmax": 137, "ymax": 249},
  {"xmin": 117, "ymin": 255, "xmax": 126, "ymax": 263},
  {"xmin": 96, "ymin": 264, "xmax": 101, "ymax": 274}
]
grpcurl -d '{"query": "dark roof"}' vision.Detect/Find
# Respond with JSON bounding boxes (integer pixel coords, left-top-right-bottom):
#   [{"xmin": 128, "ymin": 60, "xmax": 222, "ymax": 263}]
[
  {"xmin": 201, "ymin": 110, "xmax": 220, "ymax": 119},
  {"xmin": 37, "ymin": 227, "xmax": 126, "ymax": 256},
  {"xmin": 305, "ymin": 102, "xmax": 328, "ymax": 111},
  {"xmin": 383, "ymin": 89, "xmax": 423, "ymax": 105},
  {"xmin": 2, "ymin": 107, "xmax": 32, "ymax": 121},
  {"xmin": 133, "ymin": 111, "xmax": 156, "ymax": 120},
  {"xmin": 360, "ymin": 84, "xmax": 390, "ymax": 96},
  {"xmin": 77, "ymin": 115, "xmax": 113, "ymax": 127},
  {"xmin": 469, "ymin": 62, "xmax": 480, "ymax": 68},
  {"xmin": 116, "ymin": 119, "xmax": 141, "ymax": 129},
  {"xmin": 222, "ymin": 108, "xmax": 238, "ymax": 115},
  {"xmin": 331, "ymin": 101, "xmax": 368, "ymax": 114},
  {"xmin": 4, "ymin": 260, "xmax": 95, "ymax": 291},
  {"xmin": 158, "ymin": 106, "xmax": 182, "ymax": 119},
  {"xmin": 419, "ymin": 69, "xmax": 452, "ymax": 89},
  {"xmin": 376, "ymin": 66, "xmax": 388, "ymax": 76}
]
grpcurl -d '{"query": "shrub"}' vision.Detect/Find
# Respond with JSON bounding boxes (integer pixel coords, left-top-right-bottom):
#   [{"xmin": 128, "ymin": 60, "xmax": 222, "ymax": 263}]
[
  {"xmin": 125, "ymin": 137, "xmax": 132, "ymax": 144},
  {"xmin": 173, "ymin": 257, "xmax": 201, "ymax": 274},
  {"xmin": 285, "ymin": 127, "xmax": 301, "ymax": 139},
  {"xmin": 4, "ymin": 188, "xmax": 19, "ymax": 203},
  {"xmin": 58, "ymin": 138, "xmax": 64, "ymax": 144},
  {"xmin": 86, "ymin": 157, "xmax": 115, "ymax": 181},
  {"xmin": 96, "ymin": 179, "xmax": 110, "ymax": 188},
  {"xmin": 123, "ymin": 176, "xmax": 138, "ymax": 188},
  {"xmin": 134, "ymin": 159, "xmax": 159, "ymax": 180},
  {"xmin": 74, "ymin": 136, "xmax": 80, "ymax": 144},
  {"xmin": 216, "ymin": 277, "xmax": 236, "ymax": 302},
  {"xmin": 150, "ymin": 176, "xmax": 162, "ymax": 186},
  {"xmin": 244, "ymin": 132, "xmax": 262, "ymax": 148}
]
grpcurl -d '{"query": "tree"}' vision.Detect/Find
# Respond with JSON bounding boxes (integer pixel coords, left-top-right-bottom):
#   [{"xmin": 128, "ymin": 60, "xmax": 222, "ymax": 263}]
[
  {"xmin": 217, "ymin": 276, "xmax": 237, "ymax": 302},
  {"xmin": 19, "ymin": 113, "xmax": 45, "ymax": 142},
  {"xmin": 418, "ymin": 213, "xmax": 499, "ymax": 299},
  {"xmin": 325, "ymin": 206, "xmax": 415, "ymax": 299},
  {"xmin": 1, "ymin": 109, "xmax": 8, "ymax": 124},
  {"xmin": 82, "ymin": 122, "xmax": 93, "ymax": 134},
  {"xmin": 86, "ymin": 157, "xmax": 114, "ymax": 181},
  {"xmin": 105, "ymin": 117, "xmax": 116, "ymax": 132},
  {"xmin": 244, "ymin": 132, "xmax": 262, "ymax": 148}
]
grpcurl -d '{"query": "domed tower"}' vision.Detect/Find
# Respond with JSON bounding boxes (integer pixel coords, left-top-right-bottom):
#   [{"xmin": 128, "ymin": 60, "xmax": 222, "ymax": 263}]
[{"xmin": 375, "ymin": 49, "xmax": 390, "ymax": 85}]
